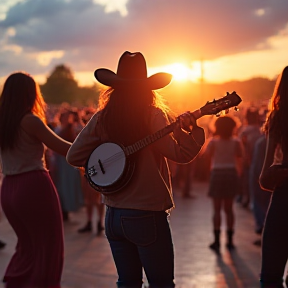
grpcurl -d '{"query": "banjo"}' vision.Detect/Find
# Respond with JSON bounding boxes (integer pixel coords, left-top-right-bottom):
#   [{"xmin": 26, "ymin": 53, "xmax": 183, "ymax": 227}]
[{"xmin": 85, "ymin": 91, "xmax": 242, "ymax": 194}]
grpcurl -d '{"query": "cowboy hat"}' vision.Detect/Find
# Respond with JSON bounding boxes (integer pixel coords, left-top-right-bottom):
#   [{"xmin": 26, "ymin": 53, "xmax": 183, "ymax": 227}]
[{"xmin": 94, "ymin": 51, "xmax": 172, "ymax": 90}]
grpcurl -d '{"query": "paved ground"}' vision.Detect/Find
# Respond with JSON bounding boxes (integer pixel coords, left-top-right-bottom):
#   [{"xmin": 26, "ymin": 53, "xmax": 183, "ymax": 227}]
[{"xmin": 0, "ymin": 181, "xmax": 274, "ymax": 288}]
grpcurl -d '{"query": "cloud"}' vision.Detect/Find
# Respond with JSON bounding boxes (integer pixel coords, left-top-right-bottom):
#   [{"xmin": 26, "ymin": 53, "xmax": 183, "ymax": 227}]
[
  {"xmin": 35, "ymin": 50, "xmax": 65, "ymax": 66},
  {"xmin": 93, "ymin": 0, "xmax": 129, "ymax": 16},
  {"xmin": 0, "ymin": 0, "xmax": 287, "ymax": 82}
]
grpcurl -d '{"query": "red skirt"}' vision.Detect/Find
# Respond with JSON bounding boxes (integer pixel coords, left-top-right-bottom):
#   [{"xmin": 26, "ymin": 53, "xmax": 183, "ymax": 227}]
[{"xmin": 1, "ymin": 170, "xmax": 64, "ymax": 288}]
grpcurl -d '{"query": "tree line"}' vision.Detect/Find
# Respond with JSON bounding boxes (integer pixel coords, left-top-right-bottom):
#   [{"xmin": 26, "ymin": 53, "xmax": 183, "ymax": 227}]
[{"xmin": 0, "ymin": 64, "xmax": 277, "ymax": 109}]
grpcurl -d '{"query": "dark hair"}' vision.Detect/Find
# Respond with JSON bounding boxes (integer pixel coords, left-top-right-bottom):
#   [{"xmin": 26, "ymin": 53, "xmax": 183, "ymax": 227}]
[
  {"xmin": 263, "ymin": 66, "xmax": 288, "ymax": 150},
  {"xmin": 245, "ymin": 108, "xmax": 259, "ymax": 125},
  {"xmin": 214, "ymin": 116, "xmax": 237, "ymax": 139},
  {"xmin": 0, "ymin": 72, "xmax": 46, "ymax": 150},
  {"xmin": 97, "ymin": 87, "xmax": 172, "ymax": 146}
]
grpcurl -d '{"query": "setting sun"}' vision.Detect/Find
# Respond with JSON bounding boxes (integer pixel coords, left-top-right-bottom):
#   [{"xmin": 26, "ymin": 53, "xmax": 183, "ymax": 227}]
[
  {"xmin": 148, "ymin": 61, "xmax": 203, "ymax": 83},
  {"xmin": 164, "ymin": 63, "xmax": 190, "ymax": 81}
]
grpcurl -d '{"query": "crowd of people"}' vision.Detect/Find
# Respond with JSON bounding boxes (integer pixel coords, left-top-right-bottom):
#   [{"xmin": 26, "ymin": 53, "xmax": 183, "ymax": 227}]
[
  {"xmin": 0, "ymin": 54, "xmax": 287, "ymax": 287},
  {"xmin": 46, "ymin": 105, "xmax": 105, "ymax": 234}
]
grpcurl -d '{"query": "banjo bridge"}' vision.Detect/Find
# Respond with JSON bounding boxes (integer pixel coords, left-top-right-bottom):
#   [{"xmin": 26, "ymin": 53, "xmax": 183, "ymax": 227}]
[{"xmin": 98, "ymin": 159, "xmax": 106, "ymax": 174}]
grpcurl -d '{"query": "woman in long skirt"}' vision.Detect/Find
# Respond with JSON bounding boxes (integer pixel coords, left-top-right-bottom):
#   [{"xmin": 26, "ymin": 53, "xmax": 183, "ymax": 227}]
[{"xmin": 0, "ymin": 72, "xmax": 71, "ymax": 288}]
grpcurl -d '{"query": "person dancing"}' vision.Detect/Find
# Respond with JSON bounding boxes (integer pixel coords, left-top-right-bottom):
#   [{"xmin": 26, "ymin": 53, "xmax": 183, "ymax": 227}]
[{"xmin": 0, "ymin": 72, "xmax": 71, "ymax": 288}]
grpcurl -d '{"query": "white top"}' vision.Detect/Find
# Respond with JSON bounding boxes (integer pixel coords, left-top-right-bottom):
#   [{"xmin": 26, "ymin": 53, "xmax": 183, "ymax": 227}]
[
  {"xmin": 205, "ymin": 136, "xmax": 243, "ymax": 170},
  {"xmin": 0, "ymin": 127, "xmax": 47, "ymax": 175}
]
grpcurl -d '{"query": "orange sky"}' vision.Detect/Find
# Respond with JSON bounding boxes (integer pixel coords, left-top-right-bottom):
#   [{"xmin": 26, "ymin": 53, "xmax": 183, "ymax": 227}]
[{"xmin": 0, "ymin": 0, "xmax": 288, "ymax": 87}]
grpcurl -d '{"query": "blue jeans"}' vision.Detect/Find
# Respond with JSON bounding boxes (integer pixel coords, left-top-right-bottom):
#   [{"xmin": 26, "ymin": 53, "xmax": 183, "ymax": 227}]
[
  {"xmin": 105, "ymin": 206, "xmax": 175, "ymax": 288},
  {"xmin": 260, "ymin": 182, "xmax": 288, "ymax": 288}
]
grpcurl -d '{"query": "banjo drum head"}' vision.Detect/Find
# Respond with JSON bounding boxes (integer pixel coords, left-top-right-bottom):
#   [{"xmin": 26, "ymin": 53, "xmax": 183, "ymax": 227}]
[{"xmin": 87, "ymin": 142, "xmax": 126, "ymax": 188}]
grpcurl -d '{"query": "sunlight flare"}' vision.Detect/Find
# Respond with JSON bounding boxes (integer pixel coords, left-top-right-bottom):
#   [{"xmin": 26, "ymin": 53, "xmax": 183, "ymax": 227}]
[
  {"xmin": 164, "ymin": 63, "xmax": 190, "ymax": 81},
  {"xmin": 149, "ymin": 62, "xmax": 203, "ymax": 83}
]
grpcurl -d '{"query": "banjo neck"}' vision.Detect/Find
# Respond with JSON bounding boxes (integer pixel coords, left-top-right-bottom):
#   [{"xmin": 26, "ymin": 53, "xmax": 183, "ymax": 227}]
[
  {"xmin": 85, "ymin": 91, "xmax": 241, "ymax": 193},
  {"xmin": 123, "ymin": 91, "xmax": 243, "ymax": 156},
  {"xmin": 124, "ymin": 109, "xmax": 202, "ymax": 156}
]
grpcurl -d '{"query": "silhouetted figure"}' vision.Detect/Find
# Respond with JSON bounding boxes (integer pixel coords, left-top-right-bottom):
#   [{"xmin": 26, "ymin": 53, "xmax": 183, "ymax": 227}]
[
  {"xmin": 172, "ymin": 161, "xmax": 196, "ymax": 198},
  {"xmin": 249, "ymin": 134, "xmax": 271, "ymax": 246},
  {"xmin": 77, "ymin": 108, "xmax": 105, "ymax": 235},
  {"xmin": 0, "ymin": 72, "xmax": 71, "ymax": 287},
  {"xmin": 67, "ymin": 51, "xmax": 205, "ymax": 288},
  {"xmin": 0, "ymin": 172, "xmax": 6, "ymax": 250},
  {"xmin": 259, "ymin": 66, "xmax": 288, "ymax": 288},
  {"xmin": 238, "ymin": 107, "xmax": 262, "ymax": 207},
  {"xmin": 204, "ymin": 115, "xmax": 244, "ymax": 252},
  {"xmin": 51, "ymin": 108, "xmax": 83, "ymax": 221}
]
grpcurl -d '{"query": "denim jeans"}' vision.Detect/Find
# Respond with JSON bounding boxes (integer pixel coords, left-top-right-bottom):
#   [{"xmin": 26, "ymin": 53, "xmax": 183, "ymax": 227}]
[
  {"xmin": 105, "ymin": 206, "xmax": 175, "ymax": 288},
  {"xmin": 260, "ymin": 182, "xmax": 288, "ymax": 287}
]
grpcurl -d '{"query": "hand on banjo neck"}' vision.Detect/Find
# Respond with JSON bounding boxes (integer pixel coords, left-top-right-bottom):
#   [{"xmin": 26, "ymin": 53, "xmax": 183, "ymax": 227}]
[
  {"xmin": 176, "ymin": 109, "xmax": 202, "ymax": 133},
  {"xmin": 85, "ymin": 91, "xmax": 242, "ymax": 194}
]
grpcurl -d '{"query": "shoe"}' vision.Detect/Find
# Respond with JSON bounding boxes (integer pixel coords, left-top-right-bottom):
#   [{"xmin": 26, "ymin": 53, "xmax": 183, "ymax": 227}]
[
  {"xmin": 242, "ymin": 200, "xmax": 249, "ymax": 208},
  {"xmin": 62, "ymin": 210, "xmax": 69, "ymax": 222},
  {"xmin": 255, "ymin": 227, "xmax": 263, "ymax": 235},
  {"xmin": 253, "ymin": 239, "xmax": 262, "ymax": 246},
  {"xmin": 226, "ymin": 243, "xmax": 235, "ymax": 250},
  {"xmin": 0, "ymin": 240, "xmax": 6, "ymax": 249},
  {"xmin": 78, "ymin": 221, "xmax": 92, "ymax": 233},
  {"xmin": 96, "ymin": 221, "xmax": 104, "ymax": 236},
  {"xmin": 236, "ymin": 195, "xmax": 242, "ymax": 203},
  {"xmin": 209, "ymin": 242, "xmax": 220, "ymax": 251}
]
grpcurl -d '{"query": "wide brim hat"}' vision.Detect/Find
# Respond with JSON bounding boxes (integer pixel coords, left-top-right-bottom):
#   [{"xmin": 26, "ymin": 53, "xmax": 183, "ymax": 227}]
[{"xmin": 94, "ymin": 51, "xmax": 172, "ymax": 90}]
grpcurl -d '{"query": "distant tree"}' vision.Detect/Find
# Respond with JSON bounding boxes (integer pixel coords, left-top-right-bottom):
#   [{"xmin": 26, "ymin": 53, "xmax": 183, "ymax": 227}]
[
  {"xmin": 41, "ymin": 64, "xmax": 78, "ymax": 104},
  {"xmin": 40, "ymin": 64, "xmax": 100, "ymax": 105},
  {"xmin": 75, "ymin": 84, "xmax": 100, "ymax": 108},
  {"xmin": 220, "ymin": 77, "xmax": 276, "ymax": 102},
  {"xmin": 162, "ymin": 77, "xmax": 276, "ymax": 114},
  {"xmin": 38, "ymin": 64, "xmax": 274, "ymax": 108}
]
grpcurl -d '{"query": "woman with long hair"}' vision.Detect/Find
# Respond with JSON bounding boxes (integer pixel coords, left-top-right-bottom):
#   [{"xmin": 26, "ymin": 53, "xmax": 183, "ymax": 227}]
[
  {"xmin": 0, "ymin": 72, "xmax": 71, "ymax": 288},
  {"xmin": 66, "ymin": 51, "xmax": 206, "ymax": 288},
  {"xmin": 259, "ymin": 66, "xmax": 288, "ymax": 288}
]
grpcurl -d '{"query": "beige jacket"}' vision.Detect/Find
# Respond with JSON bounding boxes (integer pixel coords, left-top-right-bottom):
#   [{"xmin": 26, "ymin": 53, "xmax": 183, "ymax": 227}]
[{"xmin": 66, "ymin": 107, "xmax": 205, "ymax": 211}]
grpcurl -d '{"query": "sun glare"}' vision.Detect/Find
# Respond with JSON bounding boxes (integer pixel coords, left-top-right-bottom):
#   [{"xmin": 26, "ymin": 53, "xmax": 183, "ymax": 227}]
[
  {"xmin": 163, "ymin": 63, "xmax": 190, "ymax": 81},
  {"xmin": 148, "ymin": 62, "xmax": 203, "ymax": 83}
]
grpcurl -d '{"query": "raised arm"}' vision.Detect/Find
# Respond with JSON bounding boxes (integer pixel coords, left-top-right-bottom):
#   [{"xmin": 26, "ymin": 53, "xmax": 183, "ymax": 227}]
[
  {"xmin": 150, "ymin": 109, "xmax": 205, "ymax": 163},
  {"xmin": 21, "ymin": 114, "xmax": 71, "ymax": 156}
]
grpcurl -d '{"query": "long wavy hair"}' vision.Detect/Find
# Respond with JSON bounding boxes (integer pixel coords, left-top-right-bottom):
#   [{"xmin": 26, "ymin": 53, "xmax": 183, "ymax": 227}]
[
  {"xmin": 0, "ymin": 72, "xmax": 47, "ymax": 151},
  {"xmin": 263, "ymin": 66, "xmax": 288, "ymax": 150},
  {"xmin": 97, "ymin": 86, "xmax": 173, "ymax": 146}
]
